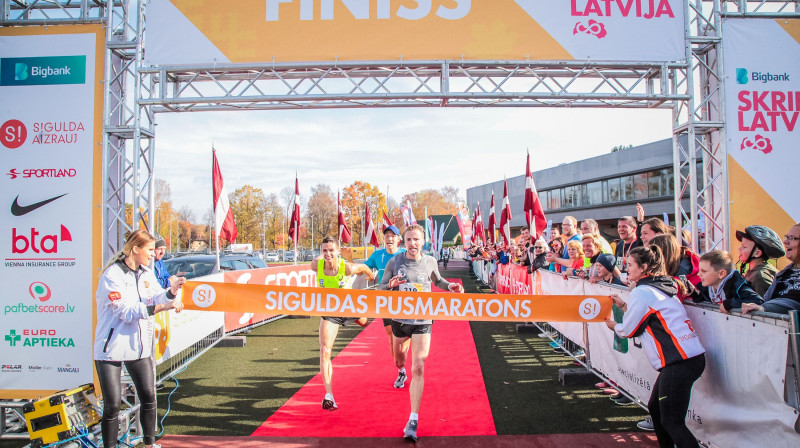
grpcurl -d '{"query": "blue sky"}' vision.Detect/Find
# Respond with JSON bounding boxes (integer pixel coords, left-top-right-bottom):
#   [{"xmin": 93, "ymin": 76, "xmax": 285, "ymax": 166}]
[{"xmin": 154, "ymin": 106, "xmax": 673, "ymax": 219}]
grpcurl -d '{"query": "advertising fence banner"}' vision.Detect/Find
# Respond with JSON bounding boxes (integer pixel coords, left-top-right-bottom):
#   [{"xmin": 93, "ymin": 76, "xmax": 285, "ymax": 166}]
[
  {"xmin": 145, "ymin": 0, "xmax": 686, "ymax": 65},
  {"xmin": 533, "ymin": 270, "xmax": 798, "ymax": 447},
  {"xmin": 182, "ymin": 280, "xmax": 611, "ymax": 323},
  {"xmin": 154, "ymin": 272, "xmax": 225, "ymax": 365},
  {"xmin": 723, "ymin": 18, "xmax": 800, "ymax": 265},
  {"xmin": 0, "ymin": 25, "xmax": 104, "ymax": 398},
  {"xmin": 222, "ymin": 264, "xmax": 315, "ymax": 332}
]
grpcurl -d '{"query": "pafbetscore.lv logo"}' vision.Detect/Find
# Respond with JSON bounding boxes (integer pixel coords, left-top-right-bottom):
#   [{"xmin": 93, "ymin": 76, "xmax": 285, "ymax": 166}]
[{"xmin": 192, "ymin": 284, "xmax": 216, "ymax": 308}]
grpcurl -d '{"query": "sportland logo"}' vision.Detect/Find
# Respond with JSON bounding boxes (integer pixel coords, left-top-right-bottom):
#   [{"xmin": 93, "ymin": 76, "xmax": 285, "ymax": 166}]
[
  {"xmin": 736, "ymin": 67, "xmax": 791, "ymax": 85},
  {"xmin": 0, "ymin": 55, "xmax": 86, "ymax": 86},
  {"xmin": 7, "ymin": 168, "xmax": 77, "ymax": 180}
]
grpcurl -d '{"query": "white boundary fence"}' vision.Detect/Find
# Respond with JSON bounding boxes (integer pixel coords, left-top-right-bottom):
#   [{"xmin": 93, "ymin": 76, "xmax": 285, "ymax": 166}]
[{"xmin": 472, "ymin": 260, "xmax": 800, "ymax": 448}]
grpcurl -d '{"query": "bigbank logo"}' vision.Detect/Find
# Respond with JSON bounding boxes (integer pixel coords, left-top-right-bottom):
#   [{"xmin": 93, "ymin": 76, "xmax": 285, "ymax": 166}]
[
  {"xmin": 0, "ymin": 56, "xmax": 85, "ymax": 86},
  {"xmin": 736, "ymin": 67, "xmax": 790, "ymax": 85}
]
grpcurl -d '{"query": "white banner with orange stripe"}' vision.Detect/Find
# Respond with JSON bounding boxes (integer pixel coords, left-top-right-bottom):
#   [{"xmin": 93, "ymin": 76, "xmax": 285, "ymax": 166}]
[
  {"xmin": 181, "ymin": 280, "xmax": 612, "ymax": 323},
  {"xmin": 145, "ymin": 0, "xmax": 686, "ymax": 65}
]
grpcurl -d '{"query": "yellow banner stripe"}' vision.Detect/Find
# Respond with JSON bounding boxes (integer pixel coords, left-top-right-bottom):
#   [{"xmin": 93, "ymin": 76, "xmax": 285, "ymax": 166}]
[{"xmin": 181, "ymin": 281, "xmax": 612, "ymax": 323}]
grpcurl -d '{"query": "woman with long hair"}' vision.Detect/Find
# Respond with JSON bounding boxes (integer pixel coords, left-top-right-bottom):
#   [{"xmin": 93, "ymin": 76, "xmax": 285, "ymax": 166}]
[
  {"xmin": 94, "ymin": 230, "xmax": 185, "ymax": 448},
  {"xmin": 548, "ymin": 238, "xmax": 565, "ymax": 273},
  {"xmin": 605, "ymin": 245, "xmax": 705, "ymax": 448}
]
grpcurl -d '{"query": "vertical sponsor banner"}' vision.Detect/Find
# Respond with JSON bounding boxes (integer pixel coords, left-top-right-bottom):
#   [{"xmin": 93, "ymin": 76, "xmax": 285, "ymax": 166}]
[
  {"xmin": 723, "ymin": 18, "xmax": 800, "ymax": 264},
  {"xmin": 146, "ymin": 0, "xmax": 685, "ymax": 65},
  {"xmin": 0, "ymin": 26, "xmax": 104, "ymax": 397}
]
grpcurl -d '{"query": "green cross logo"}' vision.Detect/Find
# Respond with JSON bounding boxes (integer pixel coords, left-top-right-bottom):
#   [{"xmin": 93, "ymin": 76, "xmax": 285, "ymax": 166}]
[{"xmin": 5, "ymin": 330, "xmax": 21, "ymax": 347}]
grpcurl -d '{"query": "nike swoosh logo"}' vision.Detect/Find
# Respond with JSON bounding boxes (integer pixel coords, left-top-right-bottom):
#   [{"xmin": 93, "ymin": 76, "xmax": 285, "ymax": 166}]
[
  {"xmin": 11, "ymin": 193, "xmax": 68, "ymax": 216},
  {"xmin": 659, "ymin": 396, "xmax": 668, "ymax": 401}
]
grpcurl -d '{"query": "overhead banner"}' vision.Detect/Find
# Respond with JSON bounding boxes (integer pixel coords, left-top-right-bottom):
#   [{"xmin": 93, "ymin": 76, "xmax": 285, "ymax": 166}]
[
  {"xmin": 145, "ymin": 0, "xmax": 686, "ymax": 65},
  {"xmin": 0, "ymin": 25, "xmax": 104, "ymax": 398},
  {"xmin": 723, "ymin": 18, "xmax": 800, "ymax": 260},
  {"xmin": 181, "ymin": 281, "xmax": 612, "ymax": 323}
]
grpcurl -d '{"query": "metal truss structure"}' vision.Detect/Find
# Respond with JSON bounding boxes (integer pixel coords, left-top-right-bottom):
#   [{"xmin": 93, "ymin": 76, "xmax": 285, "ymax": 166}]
[{"xmin": 2, "ymin": 0, "xmax": 799, "ymax": 259}]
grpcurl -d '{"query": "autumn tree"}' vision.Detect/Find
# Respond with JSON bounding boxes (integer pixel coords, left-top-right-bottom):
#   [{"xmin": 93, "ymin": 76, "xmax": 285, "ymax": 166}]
[
  {"xmin": 400, "ymin": 187, "xmax": 459, "ymax": 219},
  {"xmin": 229, "ymin": 185, "xmax": 267, "ymax": 249},
  {"xmin": 306, "ymin": 184, "xmax": 337, "ymax": 247},
  {"xmin": 341, "ymin": 181, "xmax": 385, "ymax": 246}
]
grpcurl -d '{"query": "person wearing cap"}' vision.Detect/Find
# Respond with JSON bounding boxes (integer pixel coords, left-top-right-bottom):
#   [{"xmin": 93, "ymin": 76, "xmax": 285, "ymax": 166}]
[
  {"xmin": 594, "ymin": 253, "xmax": 625, "ymax": 286},
  {"xmin": 736, "ymin": 225, "xmax": 785, "ymax": 296},
  {"xmin": 742, "ymin": 223, "xmax": 800, "ymax": 315},
  {"xmin": 364, "ymin": 225, "xmax": 407, "ymax": 383},
  {"xmin": 152, "ymin": 236, "xmax": 172, "ymax": 289}
]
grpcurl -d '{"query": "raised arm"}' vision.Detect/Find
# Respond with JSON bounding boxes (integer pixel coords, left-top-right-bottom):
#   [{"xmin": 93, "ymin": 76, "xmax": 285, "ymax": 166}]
[{"xmin": 346, "ymin": 262, "xmax": 376, "ymax": 281}]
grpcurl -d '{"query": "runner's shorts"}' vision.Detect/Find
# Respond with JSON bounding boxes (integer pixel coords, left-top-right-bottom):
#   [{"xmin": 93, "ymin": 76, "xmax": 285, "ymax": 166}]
[
  {"xmin": 322, "ymin": 316, "xmax": 361, "ymax": 326},
  {"xmin": 391, "ymin": 321, "xmax": 433, "ymax": 338},
  {"xmin": 382, "ymin": 318, "xmax": 393, "ymax": 327}
]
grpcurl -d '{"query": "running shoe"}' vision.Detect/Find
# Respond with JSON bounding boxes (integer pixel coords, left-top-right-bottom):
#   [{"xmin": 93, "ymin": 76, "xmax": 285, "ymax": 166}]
[
  {"xmin": 322, "ymin": 394, "xmax": 338, "ymax": 411},
  {"xmin": 394, "ymin": 370, "xmax": 407, "ymax": 389},
  {"xmin": 403, "ymin": 419, "xmax": 418, "ymax": 442},
  {"xmin": 602, "ymin": 388, "xmax": 619, "ymax": 395},
  {"xmin": 637, "ymin": 417, "xmax": 655, "ymax": 431},
  {"xmin": 594, "ymin": 381, "xmax": 609, "ymax": 389},
  {"xmin": 537, "ymin": 331, "xmax": 556, "ymax": 338},
  {"xmin": 613, "ymin": 396, "xmax": 634, "ymax": 405}
]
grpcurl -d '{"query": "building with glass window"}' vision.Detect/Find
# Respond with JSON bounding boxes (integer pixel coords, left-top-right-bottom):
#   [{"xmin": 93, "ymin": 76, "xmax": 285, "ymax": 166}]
[{"xmin": 466, "ymin": 137, "xmax": 695, "ymax": 241}]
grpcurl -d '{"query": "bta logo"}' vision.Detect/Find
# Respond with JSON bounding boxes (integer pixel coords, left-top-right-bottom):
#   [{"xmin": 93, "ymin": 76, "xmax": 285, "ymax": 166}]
[
  {"xmin": 1, "ymin": 119, "xmax": 26, "ymax": 149},
  {"xmin": 12, "ymin": 225, "xmax": 73, "ymax": 254},
  {"xmin": 740, "ymin": 134, "xmax": 773, "ymax": 155},
  {"xmin": 29, "ymin": 282, "xmax": 52, "ymax": 302}
]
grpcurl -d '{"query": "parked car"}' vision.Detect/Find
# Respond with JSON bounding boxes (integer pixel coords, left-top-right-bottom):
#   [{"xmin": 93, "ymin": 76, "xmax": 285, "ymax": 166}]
[
  {"xmin": 164, "ymin": 253, "xmax": 267, "ymax": 280},
  {"xmin": 264, "ymin": 251, "xmax": 280, "ymax": 262},
  {"xmin": 302, "ymin": 250, "xmax": 316, "ymax": 262},
  {"xmin": 283, "ymin": 251, "xmax": 295, "ymax": 262}
]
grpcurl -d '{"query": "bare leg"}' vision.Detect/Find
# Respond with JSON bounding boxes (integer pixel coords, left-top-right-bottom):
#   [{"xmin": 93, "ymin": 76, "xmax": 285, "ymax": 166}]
[
  {"xmin": 393, "ymin": 335, "xmax": 411, "ymax": 370},
  {"xmin": 409, "ymin": 333, "xmax": 431, "ymax": 414},
  {"xmin": 384, "ymin": 324, "xmax": 395, "ymax": 360},
  {"xmin": 319, "ymin": 319, "xmax": 340, "ymax": 397}
]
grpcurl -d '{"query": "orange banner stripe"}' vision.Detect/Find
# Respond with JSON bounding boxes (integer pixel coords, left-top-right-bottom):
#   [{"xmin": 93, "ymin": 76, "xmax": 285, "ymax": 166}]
[{"xmin": 181, "ymin": 281, "xmax": 612, "ymax": 323}]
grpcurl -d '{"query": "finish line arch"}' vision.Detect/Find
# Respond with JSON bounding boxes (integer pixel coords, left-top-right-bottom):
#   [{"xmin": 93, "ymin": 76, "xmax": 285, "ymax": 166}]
[
  {"xmin": 6, "ymin": 0, "xmax": 800, "ymax": 259},
  {"xmin": 2, "ymin": 1, "xmax": 798, "ymax": 268}
]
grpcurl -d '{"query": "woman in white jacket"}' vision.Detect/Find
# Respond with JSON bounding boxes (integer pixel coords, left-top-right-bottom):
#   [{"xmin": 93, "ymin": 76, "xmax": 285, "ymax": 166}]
[
  {"xmin": 605, "ymin": 245, "xmax": 705, "ymax": 448},
  {"xmin": 93, "ymin": 230, "xmax": 185, "ymax": 448}
]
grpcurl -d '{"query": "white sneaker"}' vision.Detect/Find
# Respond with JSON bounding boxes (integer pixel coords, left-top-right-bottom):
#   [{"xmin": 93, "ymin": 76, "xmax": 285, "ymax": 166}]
[
  {"xmin": 394, "ymin": 370, "xmax": 407, "ymax": 388},
  {"xmin": 322, "ymin": 393, "xmax": 338, "ymax": 411},
  {"xmin": 403, "ymin": 419, "xmax": 418, "ymax": 442}
]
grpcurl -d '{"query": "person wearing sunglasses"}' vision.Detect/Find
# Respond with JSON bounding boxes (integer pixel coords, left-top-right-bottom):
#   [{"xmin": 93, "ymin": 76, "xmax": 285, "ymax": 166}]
[{"xmin": 742, "ymin": 223, "xmax": 799, "ymax": 315}]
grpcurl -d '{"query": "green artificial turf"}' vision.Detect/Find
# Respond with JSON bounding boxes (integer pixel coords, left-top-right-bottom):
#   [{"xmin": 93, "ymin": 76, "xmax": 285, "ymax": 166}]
[
  {"xmin": 0, "ymin": 262, "xmax": 649, "ymax": 448},
  {"xmin": 155, "ymin": 316, "xmax": 363, "ymax": 437}
]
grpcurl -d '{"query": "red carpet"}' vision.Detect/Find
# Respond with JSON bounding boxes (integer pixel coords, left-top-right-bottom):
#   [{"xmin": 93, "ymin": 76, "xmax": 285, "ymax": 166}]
[
  {"xmin": 252, "ymin": 282, "xmax": 496, "ymax": 438},
  {"xmin": 162, "ymin": 433, "xmax": 658, "ymax": 447}
]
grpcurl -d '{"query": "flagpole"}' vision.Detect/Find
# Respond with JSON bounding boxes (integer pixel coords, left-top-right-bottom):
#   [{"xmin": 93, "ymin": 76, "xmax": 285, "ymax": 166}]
[{"xmin": 213, "ymin": 149, "xmax": 220, "ymax": 271}]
